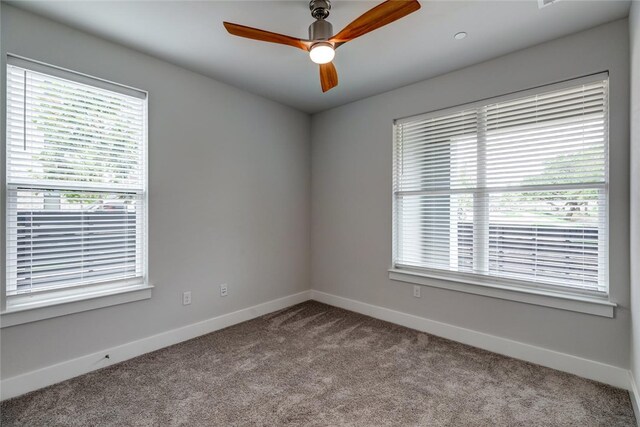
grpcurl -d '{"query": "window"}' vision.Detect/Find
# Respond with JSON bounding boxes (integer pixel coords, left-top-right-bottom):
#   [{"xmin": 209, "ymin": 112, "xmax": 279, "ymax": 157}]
[
  {"xmin": 5, "ymin": 56, "xmax": 148, "ymax": 307},
  {"xmin": 393, "ymin": 75, "xmax": 609, "ymax": 298}
]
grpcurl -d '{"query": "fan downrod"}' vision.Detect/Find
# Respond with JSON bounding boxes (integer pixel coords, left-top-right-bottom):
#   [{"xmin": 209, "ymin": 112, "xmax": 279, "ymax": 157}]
[
  {"xmin": 309, "ymin": 0, "xmax": 331, "ymax": 20},
  {"xmin": 309, "ymin": 0, "xmax": 333, "ymax": 41}
]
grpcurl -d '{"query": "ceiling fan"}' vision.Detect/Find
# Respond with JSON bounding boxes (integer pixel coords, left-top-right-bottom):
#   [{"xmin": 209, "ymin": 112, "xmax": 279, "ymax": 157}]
[{"xmin": 223, "ymin": 0, "xmax": 421, "ymax": 93}]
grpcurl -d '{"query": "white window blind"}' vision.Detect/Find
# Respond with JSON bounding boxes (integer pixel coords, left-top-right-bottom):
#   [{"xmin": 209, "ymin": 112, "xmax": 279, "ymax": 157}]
[
  {"xmin": 393, "ymin": 75, "xmax": 608, "ymax": 296},
  {"xmin": 6, "ymin": 57, "xmax": 147, "ymax": 296}
]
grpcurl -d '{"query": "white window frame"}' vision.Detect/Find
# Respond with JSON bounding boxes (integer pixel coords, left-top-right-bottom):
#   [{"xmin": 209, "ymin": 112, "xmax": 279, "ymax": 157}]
[
  {"xmin": 390, "ymin": 73, "xmax": 615, "ymax": 318},
  {"xmin": 1, "ymin": 55, "xmax": 152, "ymax": 327}
]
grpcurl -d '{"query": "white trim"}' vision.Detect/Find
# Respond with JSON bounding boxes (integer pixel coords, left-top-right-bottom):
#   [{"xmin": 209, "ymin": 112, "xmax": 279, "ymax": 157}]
[
  {"xmin": 1, "ymin": 284, "xmax": 154, "ymax": 328},
  {"xmin": 629, "ymin": 371, "xmax": 640, "ymax": 427},
  {"xmin": 7, "ymin": 53, "xmax": 147, "ymax": 99},
  {"xmin": 4, "ymin": 57, "xmax": 150, "ymax": 317},
  {"xmin": 309, "ymin": 290, "xmax": 629, "ymax": 390},
  {"xmin": 0, "ymin": 290, "xmax": 311, "ymax": 400},
  {"xmin": 389, "ymin": 268, "xmax": 615, "ymax": 318},
  {"xmin": 392, "ymin": 74, "xmax": 610, "ymax": 301},
  {"xmin": 396, "ymin": 182, "xmax": 607, "ymax": 196},
  {"xmin": 394, "ymin": 71, "xmax": 609, "ymax": 125}
]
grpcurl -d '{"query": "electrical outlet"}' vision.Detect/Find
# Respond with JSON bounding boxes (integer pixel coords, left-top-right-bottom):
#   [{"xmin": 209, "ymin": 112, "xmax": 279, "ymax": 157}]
[
  {"xmin": 182, "ymin": 291, "xmax": 192, "ymax": 305},
  {"xmin": 413, "ymin": 285, "xmax": 421, "ymax": 298},
  {"xmin": 220, "ymin": 283, "xmax": 228, "ymax": 297}
]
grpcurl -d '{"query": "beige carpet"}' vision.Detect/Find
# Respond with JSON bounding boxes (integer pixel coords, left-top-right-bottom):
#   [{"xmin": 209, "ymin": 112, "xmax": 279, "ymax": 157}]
[{"xmin": 0, "ymin": 301, "xmax": 635, "ymax": 426}]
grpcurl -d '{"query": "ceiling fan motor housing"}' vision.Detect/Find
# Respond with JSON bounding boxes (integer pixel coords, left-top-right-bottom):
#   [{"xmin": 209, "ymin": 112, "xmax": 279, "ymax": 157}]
[{"xmin": 309, "ymin": 19, "xmax": 333, "ymax": 42}]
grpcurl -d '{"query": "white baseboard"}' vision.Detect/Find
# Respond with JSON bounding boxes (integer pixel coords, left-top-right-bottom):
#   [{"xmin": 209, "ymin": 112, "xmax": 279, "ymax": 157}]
[
  {"xmin": 1, "ymin": 288, "xmax": 631, "ymax": 403},
  {"xmin": 0, "ymin": 290, "xmax": 311, "ymax": 401},
  {"xmin": 310, "ymin": 290, "xmax": 631, "ymax": 390},
  {"xmin": 629, "ymin": 372, "xmax": 640, "ymax": 426}
]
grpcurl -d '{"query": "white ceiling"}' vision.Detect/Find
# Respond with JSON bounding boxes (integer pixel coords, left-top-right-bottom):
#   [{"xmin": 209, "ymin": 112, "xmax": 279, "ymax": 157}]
[{"xmin": 7, "ymin": 0, "xmax": 631, "ymax": 113}]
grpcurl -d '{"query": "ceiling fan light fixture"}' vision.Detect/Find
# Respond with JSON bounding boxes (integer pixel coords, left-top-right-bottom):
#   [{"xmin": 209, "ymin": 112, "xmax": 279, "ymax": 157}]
[{"xmin": 309, "ymin": 42, "xmax": 335, "ymax": 64}]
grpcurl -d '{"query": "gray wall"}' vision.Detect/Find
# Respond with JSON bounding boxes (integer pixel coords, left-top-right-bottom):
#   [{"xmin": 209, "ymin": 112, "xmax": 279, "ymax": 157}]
[
  {"xmin": 630, "ymin": 2, "xmax": 640, "ymax": 382},
  {"xmin": 311, "ymin": 19, "xmax": 630, "ymax": 368},
  {"xmin": 0, "ymin": 4, "xmax": 311, "ymax": 379}
]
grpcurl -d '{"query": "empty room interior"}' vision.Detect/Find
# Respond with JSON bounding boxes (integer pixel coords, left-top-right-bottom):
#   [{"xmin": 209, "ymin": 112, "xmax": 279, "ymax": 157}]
[{"xmin": 1, "ymin": 0, "xmax": 640, "ymax": 425}]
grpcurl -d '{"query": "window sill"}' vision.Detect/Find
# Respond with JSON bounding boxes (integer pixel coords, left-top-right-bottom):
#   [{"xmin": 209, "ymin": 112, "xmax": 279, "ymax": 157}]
[
  {"xmin": 0, "ymin": 283, "xmax": 154, "ymax": 328},
  {"xmin": 388, "ymin": 268, "xmax": 615, "ymax": 318}
]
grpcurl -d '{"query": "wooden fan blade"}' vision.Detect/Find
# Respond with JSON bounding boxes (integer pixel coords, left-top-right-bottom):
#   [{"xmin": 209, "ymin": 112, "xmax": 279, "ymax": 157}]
[
  {"xmin": 330, "ymin": 0, "xmax": 421, "ymax": 44},
  {"xmin": 319, "ymin": 62, "xmax": 338, "ymax": 93},
  {"xmin": 223, "ymin": 22, "xmax": 310, "ymax": 51}
]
